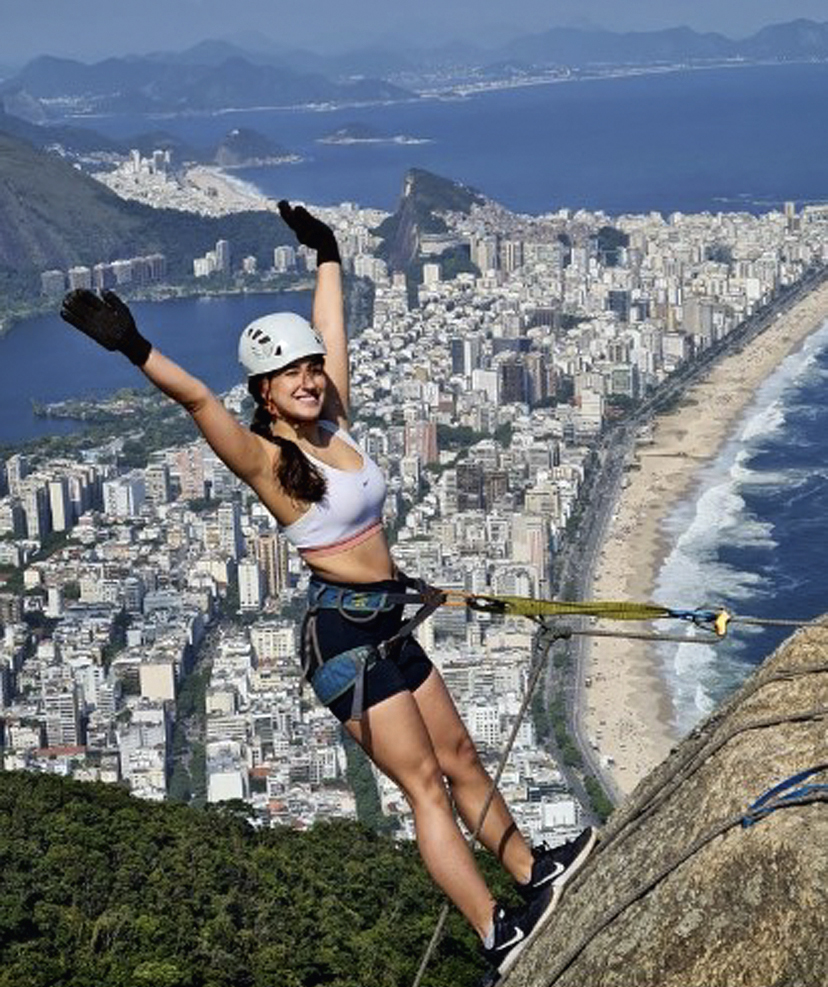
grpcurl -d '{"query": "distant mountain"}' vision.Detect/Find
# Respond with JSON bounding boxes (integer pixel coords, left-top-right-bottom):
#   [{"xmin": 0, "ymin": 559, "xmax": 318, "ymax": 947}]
[
  {"xmin": 492, "ymin": 18, "xmax": 828, "ymax": 69},
  {"xmin": 4, "ymin": 18, "xmax": 826, "ymax": 123},
  {"xmin": 320, "ymin": 122, "xmax": 389, "ymax": 143},
  {"xmin": 318, "ymin": 122, "xmax": 430, "ymax": 146},
  {"xmin": 0, "ymin": 130, "xmax": 291, "ymax": 281},
  {"xmin": 212, "ymin": 127, "xmax": 297, "ymax": 167},
  {"xmin": 498, "ymin": 25, "xmax": 735, "ymax": 66},
  {"xmin": 739, "ymin": 18, "xmax": 828, "ymax": 59},
  {"xmin": 0, "ymin": 109, "xmax": 207, "ymax": 166},
  {"xmin": 0, "ymin": 52, "xmax": 415, "ymax": 116},
  {"xmin": 0, "ymin": 109, "xmax": 123, "ymax": 156}
]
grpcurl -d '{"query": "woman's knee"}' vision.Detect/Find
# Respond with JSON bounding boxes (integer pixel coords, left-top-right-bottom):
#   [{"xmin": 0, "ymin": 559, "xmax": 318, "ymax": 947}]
[
  {"xmin": 438, "ymin": 730, "xmax": 485, "ymax": 784},
  {"xmin": 403, "ymin": 757, "xmax": 452, "ymax": 812}
]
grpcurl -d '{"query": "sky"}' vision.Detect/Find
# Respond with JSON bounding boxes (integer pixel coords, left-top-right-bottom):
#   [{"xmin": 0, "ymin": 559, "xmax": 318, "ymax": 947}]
[{"xmin": 2, "ymin": 0, "xmax": 828, "ymax": 67}]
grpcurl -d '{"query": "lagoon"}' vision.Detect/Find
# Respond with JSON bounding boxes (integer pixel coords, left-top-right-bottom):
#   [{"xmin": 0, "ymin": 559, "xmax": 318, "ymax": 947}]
[{"xmin": 0, "ymin": 292, "xmax": 312, "ymax": 444}]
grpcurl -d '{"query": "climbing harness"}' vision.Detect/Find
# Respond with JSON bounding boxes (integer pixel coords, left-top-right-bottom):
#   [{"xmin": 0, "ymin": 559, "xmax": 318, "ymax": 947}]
[
  {"xmin": 299, "ymin": 573, "xmax": 445, "ymax": 720},
  {"xmin": 302, "ymin": 579, "xmax": 821, "ymax": 714}
]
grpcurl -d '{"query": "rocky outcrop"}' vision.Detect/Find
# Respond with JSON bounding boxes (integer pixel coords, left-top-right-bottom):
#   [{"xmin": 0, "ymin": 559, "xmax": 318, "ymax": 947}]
[
  {"xmin": 212, "ymin": 127, "xmax": 296, "ymax": 167},
  {"xmin": 373, "ymin": 168, "xmax": 484, "ymax": 272},
  {"xmin": 508, "ymin": 622, "xmax": 828, "ymax": 987}
]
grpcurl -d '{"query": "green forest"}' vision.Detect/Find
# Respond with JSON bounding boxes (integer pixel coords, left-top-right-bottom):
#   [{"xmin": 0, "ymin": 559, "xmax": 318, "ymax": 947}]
[{"xmin": 0, "ymin": 772, "xmax": 517, "ymax": 986}]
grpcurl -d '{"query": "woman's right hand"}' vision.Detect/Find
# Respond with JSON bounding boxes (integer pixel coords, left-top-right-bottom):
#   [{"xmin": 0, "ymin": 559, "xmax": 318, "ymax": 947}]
[
  {"xmin": 60, "ymin": 289, "xmax": 152, "ymax": 366},
  {"xmin": 278, "ymin": 200, "xmax": 341, "ymax": 266}
]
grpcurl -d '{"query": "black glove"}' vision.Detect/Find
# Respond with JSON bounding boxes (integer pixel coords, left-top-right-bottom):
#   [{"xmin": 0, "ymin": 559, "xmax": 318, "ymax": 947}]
[
  {"xmin": 278, "ymin": 200, "xmax": 341, "ymax": 266},
  {"xmin": 60, "ymin": 289, "xmax": 152, "ymax": 367}
]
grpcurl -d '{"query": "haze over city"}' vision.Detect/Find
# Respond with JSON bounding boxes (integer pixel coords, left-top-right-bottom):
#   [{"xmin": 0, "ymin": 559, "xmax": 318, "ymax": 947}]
[{"xmin": 3, "ymin": 0, "xmax": 828, "ymax": 65}]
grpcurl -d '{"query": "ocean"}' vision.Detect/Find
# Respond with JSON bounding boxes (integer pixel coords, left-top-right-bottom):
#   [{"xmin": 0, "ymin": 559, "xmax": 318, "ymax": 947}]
[
  {"xmin": 64, "ymin": 62, "xmax": 828, "ymax": 217},
  {"xmin": 11, "ymin": 61, "xmax": 828, "ymax": 728},
  {"xmin": 654, "ymin": 319, "xmax": 828, "ymax": 732}
]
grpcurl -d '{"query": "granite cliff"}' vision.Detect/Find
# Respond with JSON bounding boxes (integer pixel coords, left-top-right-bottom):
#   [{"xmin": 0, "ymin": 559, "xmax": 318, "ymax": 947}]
[{"xmin": 506, "ymin": 621, "xmax": 828, "ymax": 987}]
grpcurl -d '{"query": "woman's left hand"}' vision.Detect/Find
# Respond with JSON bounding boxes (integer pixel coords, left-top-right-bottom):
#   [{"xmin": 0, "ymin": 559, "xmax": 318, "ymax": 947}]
[{"xmin": 278, "ymin": 200, "xmax": 341, "ymax": 266}]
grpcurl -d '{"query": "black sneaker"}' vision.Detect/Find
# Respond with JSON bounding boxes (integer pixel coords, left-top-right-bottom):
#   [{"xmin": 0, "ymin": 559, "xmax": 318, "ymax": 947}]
[
  {"xmin": 480, "ymin": 886, "xmax": 554, "ymax": 981},
  {"xmin": 516, "ymin": 826, "xmax": 598, "ymax": 905}
]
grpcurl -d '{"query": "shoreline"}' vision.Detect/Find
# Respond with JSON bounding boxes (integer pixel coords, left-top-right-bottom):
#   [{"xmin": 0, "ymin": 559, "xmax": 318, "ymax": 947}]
[
  {"xmin": 583, "ymin": 277, "xmax": 828, "ymax": 799},
  {"xmin": 58, "ymin": 57, "xmax": 810, "ymax": 124}
]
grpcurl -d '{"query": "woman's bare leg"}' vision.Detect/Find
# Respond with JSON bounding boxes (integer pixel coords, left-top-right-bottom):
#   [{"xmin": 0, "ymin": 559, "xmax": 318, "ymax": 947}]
[
  {"xmin": 413, "ymin": 668, "xmax": 534, "ymax": 884},
  {"xmin": 346, "ymin": 689, "xmax": 496, "ymax": 937}
]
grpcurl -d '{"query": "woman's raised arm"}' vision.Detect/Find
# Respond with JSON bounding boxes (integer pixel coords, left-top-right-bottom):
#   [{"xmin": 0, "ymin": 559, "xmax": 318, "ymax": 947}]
[
  {"xmin": 60, "ymin": 289, "xmax": 269, "ymax": 485},
  {"xmin": 140, "ymin": 348, "xmax": 269, "ymax": 483},
  {"xmin": 278, "ymin": 201, "xmax": 350, "ymax": 425}
]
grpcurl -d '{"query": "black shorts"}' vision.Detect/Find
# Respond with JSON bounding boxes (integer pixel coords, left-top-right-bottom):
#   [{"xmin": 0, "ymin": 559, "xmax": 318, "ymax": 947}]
[{"xmin": 305, "ymin": 577, "xmax": 433, "ymax": 723}]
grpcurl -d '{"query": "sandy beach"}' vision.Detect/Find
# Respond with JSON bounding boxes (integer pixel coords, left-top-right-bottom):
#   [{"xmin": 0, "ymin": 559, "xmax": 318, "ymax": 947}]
[
  {"xmin": 184, "ymin": 166, "xmax": 276, "ymax": 215},
  {"xmin": 583, "ymin": 278, "xmax": 828, "ymax": 798}
]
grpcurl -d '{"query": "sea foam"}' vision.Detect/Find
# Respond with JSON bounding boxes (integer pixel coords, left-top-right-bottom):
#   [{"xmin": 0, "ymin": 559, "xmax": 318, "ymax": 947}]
[{"xmin": 654, "ymin": 317, "xmax": 828, "ymax": 734}]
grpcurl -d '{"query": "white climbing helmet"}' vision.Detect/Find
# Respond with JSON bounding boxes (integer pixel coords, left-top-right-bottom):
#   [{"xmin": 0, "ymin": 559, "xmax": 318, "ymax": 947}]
[{"xmin": 238, "ymin": 312, "xmax": 326, "ymax": 377}]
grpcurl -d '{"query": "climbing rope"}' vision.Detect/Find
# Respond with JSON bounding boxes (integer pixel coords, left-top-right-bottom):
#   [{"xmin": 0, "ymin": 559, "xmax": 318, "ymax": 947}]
[
  {"xmin": 540, "ymin": 760, "xmax": 828, "ymax": 986},
  {"xmin": 600, "ymin": 662, "xmax": 828, "ymax": 856},
  {"xmin": 437, "ymin": 588, "xmax": 824, "ymax": 642},
  {"xmin": 742, "ymin": 764, "xmax": 828, "ymax": 827},
  {"xmin": 411, "ymin": 619, "xmax": 569, "ymax": 987}
]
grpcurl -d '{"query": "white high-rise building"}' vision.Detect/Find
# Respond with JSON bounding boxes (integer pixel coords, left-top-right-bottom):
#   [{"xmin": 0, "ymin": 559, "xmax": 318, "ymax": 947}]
[
  {"xmin": 422, "ymin": 262, "xmax": 441, "ymax": 285},
  {"xmin": 102, "ymin": 473, "xmax": 146, "ymax": 519},
  {"xmin": 67, "ymin": 266, "xmax": 92, "ymax": 290},
  {"xmin": 6, "ymin": 454, "xmax": 28, "ymax": 497},
  {"xmin": 144, "ymin": 463, "xmax": 171, "ymax": 505},
  {"xmin": 48, "ymin": 478, "xmax": 72, "ymax": 532},
  {"xmin": 43, "ymin": 684, "xmax": 82, "ymax": 748},
  {"xmin": 218, "ymin": 501, "xmax": 243, "ymax": 560},
  {"xmin": 21, "ymin": 480, "xmax": 51, "ymax": 542},
  {"xmin": 256, "ymin": 533, "xmax": 289, "ymax": 598},
  {"xmin": 215, "ymin": 239, "xmax": 231, "ymax": 274},
  {"xmin": 238, "ymin": 559, "xmax": 263, "ymax": 611},
  {"xmin": 273, "ymin": 245, "xmax": 296, "ymax": 272}
]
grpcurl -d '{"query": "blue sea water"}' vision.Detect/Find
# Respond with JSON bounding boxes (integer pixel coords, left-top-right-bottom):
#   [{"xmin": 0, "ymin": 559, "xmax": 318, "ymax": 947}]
[
  {"xmin": 12, "ymin": 61, "xmax": 828, "ymax": 724},
  {"xmin": 653, "ymin": 320, "xmax": 828, "ymax": 732},
  {"xmin": 66, "ymin": 62, "xmax": 828, "ymax": 216}
]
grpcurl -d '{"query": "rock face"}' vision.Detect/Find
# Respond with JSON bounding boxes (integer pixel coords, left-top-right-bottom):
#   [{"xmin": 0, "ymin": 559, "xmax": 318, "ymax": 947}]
[
  {"xmin": 373, "ymin": 168, "xmax": 484, "ymax": 271},
  {"xmin": 508, "ymin": 623, "xmax": 828, "ymax": 987}
]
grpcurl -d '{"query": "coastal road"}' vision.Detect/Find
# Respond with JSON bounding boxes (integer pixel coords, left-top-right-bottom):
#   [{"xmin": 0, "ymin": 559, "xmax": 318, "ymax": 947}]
[
  {"xmin": 554, "ymin": 427, "xmax": 633, "ymax": 808},
  {"xmin": 552, "ymin": 262, "xmax": 828, "ymax": 810}
]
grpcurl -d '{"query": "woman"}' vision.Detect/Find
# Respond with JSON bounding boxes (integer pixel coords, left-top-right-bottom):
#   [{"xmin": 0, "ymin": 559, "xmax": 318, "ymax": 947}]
[{"xmin": 60, "ymin": 201, "xmax": 595, "ymax": 981}]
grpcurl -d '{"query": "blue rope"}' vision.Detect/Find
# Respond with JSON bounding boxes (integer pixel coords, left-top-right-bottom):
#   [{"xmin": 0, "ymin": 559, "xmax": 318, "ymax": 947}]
[{"xmin": 742, "ymin": 764, "xmax": 828, "ymax": 828}]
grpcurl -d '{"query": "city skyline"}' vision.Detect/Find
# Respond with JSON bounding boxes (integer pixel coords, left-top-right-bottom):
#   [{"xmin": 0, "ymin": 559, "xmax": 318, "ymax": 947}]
[{"xmin": 2, "ymin": 1, "xmax": 827, "ymax": 68}]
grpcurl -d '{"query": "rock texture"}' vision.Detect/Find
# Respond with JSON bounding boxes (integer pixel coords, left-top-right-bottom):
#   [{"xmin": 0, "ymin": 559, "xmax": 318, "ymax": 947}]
[{"xmin": 508, "ymin": 623, "xmax": 828, "ymax": 987}]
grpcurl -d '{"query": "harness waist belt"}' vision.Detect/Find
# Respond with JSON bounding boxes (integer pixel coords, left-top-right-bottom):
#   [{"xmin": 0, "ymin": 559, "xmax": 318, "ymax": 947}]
[
  {"xmin": 301, "ymin": 573, "xmax": 445, "ymax": 720},
  {"xmin": 307, "ymin": 581, "xmax": 427, "ymax": 615}
]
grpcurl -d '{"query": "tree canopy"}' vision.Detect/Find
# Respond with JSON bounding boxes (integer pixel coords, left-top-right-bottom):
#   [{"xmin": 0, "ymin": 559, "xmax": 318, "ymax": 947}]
[{"xmin": 0, "ymin": 771, "xmax": 514, "ymax": 986}]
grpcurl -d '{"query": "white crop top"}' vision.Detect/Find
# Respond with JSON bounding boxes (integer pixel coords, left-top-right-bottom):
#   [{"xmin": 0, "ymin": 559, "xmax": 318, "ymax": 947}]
[{"xmin": 281, "ymin": 421, "xmax": 387, "ymax": 557}]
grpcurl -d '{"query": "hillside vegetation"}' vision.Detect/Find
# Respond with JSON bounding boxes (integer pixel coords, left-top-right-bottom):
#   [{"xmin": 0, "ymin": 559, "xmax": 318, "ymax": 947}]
[
  {"xmin": 0, "ymin": 771, "xmax": 507, "ymax": 987},
  {"xmin": 0, "ymin": 130, "xmax": 291, "ymax": 295}
]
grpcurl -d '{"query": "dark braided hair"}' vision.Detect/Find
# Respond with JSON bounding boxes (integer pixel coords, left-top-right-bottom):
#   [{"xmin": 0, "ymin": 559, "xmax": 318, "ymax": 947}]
[{"xmin": 248, "ymin": 376, "xmax": 327, "ymax": 503}]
